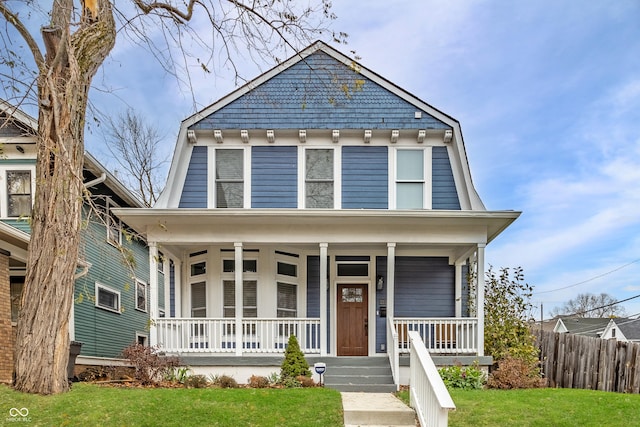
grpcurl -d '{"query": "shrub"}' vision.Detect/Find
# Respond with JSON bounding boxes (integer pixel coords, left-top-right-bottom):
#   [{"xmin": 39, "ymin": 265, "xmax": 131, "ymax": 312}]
[
  {"xmin": 438, "ymin": 364, "xmax": 486, "ymax": 390},
  {"xmin": 183, "ymin": 375, "xmax": 209, "ymax": 388},
  {"xmin": 297, "ymin": 375, "xmax": 316, "ymax": 388},
  {"xmin": 213, "ymin": 375, "xmax": 238, "ymax": 389},
  {"xmin": 487, "ymin": 355, "xmax": 546, "ymax": 389},
  {"xmin": 280, "ymin": 376, "xmax": 302, "ymax": 388},
  {"xmin": 280, "ymin": 335, "xmax": 311, "ymax": 380},
  {"xmin": 165, "ymin": 366, "xmax": 191, "ymax": 384},
  {"xmin": 121, "ymin": 343, "xmax": 180, "ymax": 385},
  {"xmin": 248, "ymin": 375, "xmax": 270, "ymax": 388}
]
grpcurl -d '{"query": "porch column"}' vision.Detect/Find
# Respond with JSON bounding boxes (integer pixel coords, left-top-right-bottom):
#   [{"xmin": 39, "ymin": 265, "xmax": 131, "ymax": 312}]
[
  {"xmin": 319, "ymin": 243, "xmax": 328, "ymax": 356},
  {"xmin": 476, "ymin": 244, "xmax": 486, "ymax": 357},
  {"xmin": 234, "ymin": 242, "xmax": 243, "ymax": 356},
  {"xmin": 386, "ymin": 243, "xmax": 396, "ymax": 320},
  {"xmin": 149, "ymin": 242, "xmax": 159, "ymax": 346},
  {"xmin": 454, "ymin": 260, "xmax": 464, "ymax": 318}
]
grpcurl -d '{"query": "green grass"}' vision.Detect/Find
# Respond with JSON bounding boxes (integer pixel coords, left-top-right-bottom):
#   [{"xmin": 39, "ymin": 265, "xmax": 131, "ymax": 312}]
[
  {"xmin": 0, "ymin": 383, "xmax": 344, "ymax": 427},
  {"xmin": 398, "ymin": 388, "xmax": 640, "ymax": 427}
]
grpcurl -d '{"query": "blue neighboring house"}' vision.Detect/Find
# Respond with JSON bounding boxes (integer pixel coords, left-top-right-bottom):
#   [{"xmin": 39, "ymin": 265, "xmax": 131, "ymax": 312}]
[
  {"xmin": 115, "ymin": 41, "xmax": 520, "ymax": 383},
  {"xmin": 0, "ymin": 100, "xmax": 158, "ymax": 384}
]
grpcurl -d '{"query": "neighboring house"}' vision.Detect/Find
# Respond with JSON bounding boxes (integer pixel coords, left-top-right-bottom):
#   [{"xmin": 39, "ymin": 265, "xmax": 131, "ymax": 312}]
[
  {"xmin": 0, "ymin": 100, "xmax": 155, "ymax": 384},
  {"xmin": 114, "ymin": 41, "xmax": 520, "ymax": 381},
  {"xmin": 553, "ymin": 316, "xmax": 611, "ymax": 338},
  {"xmin": 601, "ymin": 318, "xmax": 640, "ymax": 343}
]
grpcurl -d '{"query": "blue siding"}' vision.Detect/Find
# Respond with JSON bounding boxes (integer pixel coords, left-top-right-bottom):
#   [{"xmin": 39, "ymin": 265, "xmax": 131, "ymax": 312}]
[
  {"xmin": 306, "ymin": 255, "xmax": 330, "ymax": 352},
  {"xmin": 394, "ymin": 257, "xmax": 455, "ymax": 317},
  {"xmin": 169, "ymin": 260, "xmax": 176, "ymax": 317},
  {"xmin": 375, "ymin": 256, "xmax": 387, "ymax": 353},
  {"xmin": 306, "ymin": 256, "xmax": 320, "ymax": 317},
  {"xmin": 191, "ymin": 51, "xmax": 451, "ymax": 131},
  {"xmin": 342, "ymin": 146, "xmax": 388, "ymax": 209},
  {"xmin": 432, "ymin": 146, "xmax": 460, "ymax": 210},
  {"xmin": 251, "ymin": 146, "xmax": 297, "ymax": 208},
  {"xmin": 179, "ymin": 146, "xmax": 208, "ymax": 208}
]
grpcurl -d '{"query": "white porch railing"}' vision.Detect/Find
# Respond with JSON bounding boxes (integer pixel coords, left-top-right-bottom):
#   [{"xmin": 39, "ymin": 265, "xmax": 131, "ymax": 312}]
[
  {"xmin": 387, "ymin": 317, "xmax": 399, "ymax": 390},
  {"xmin": 394, "ymin": 317, "xmax": 478, "ymax": 354},
  {"xmin": 409, "ymin": 330, "xmax": 456, "ymax": 427},
  {"xmin": 155, "ymin": 318, "xmax": 321, "ymax": 354}
]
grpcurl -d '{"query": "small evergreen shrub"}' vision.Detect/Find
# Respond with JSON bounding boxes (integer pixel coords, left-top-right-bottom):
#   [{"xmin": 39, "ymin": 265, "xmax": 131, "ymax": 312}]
[
  {"xmin": 438, "ymin": 364, "xmax": 486, "ymax": 390},
  {"xmin": 121, "ymin": 343, "xmax": 180, "ymax": 385},
  {"xmin": 280, "ymin": 335, "xmax": 311, "ymax": 381},
  {"xmin": 248, "ymin": 375, "xmax": 270, "ymax": 388},
  {"xmin": 281, "ymin": 376, "xmax": 302, "ymax": 388},
  {"xmin": 487, "ymin": 355, "xmax": 546, "ymax": 389}
]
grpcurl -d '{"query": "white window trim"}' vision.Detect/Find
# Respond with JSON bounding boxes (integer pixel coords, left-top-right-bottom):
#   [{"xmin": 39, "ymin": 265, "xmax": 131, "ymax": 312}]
[
  {"xmin": 0, "ymin": 166, "xmax": 36, "ymax": 219},
  {"xmin": 299, "ymin": 147, "xmax": 340, "ymax": 209},
  {"xmin": 392, "ymin": 147, "xmax": 432, "ymax": 209},
  {"xmin": 188, "ymin": 253, "xmax": 208, "ymax": 317},
  {"xmin": 95, "ymin": 282, "xmax": 121, "ymax": 314},
  {"xmin": 221, "ymin": 256, "xmax": 259, "ymax": 317},
  {"xmin": 106, "ymin": 198, "xmax": 122, "ymax": 246},
  {"xmin": 209, "ymin": 147, "xmax": 249, "ymax": 209},
  {"xmin": 335, "ymin": 260, "xmax": 371, "ymax": 279},
  {"xmin": 136, "ymin": 333, "xmax": 149, "ymax": 346},
  {"xmin": 135, "ymin": 278, "xmax": 148, "ymax": 313}
]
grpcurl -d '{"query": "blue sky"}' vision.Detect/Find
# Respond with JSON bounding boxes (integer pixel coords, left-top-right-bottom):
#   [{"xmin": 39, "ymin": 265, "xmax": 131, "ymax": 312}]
[{"xmin": 10, "ymin": 1, "xmax": 640, "ymax": 318}]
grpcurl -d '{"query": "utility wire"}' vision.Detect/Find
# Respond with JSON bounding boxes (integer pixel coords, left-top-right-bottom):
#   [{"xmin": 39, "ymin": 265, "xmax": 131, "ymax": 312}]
[{"xmin": 535, "ymin": 258, "xmax": 640, "ymax": 295}]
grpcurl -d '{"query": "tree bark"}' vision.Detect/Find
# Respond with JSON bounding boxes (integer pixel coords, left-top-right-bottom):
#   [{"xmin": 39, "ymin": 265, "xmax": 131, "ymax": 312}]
[{"xmin": 13, "ymin": 0, "xmax": 116, "ymax": 395}]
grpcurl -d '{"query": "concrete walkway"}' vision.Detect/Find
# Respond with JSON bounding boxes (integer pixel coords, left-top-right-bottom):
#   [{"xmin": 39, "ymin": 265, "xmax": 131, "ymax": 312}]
[{"xmin": 341, "ymin": 392, "xmax": 417, "ymax": 427}]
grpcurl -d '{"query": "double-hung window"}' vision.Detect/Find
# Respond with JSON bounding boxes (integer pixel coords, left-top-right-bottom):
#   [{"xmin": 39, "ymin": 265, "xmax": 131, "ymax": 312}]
[
  {"xmin": 215, "ymin": 149, "xmax": 244, "ymax": 208},
  {"xmin": 7, "ymin": 170, "xmax": 32, "ymax": 217},
  {"xmin": 305, "ymin": 149, "xmax": 334, "ymax": 208},
  {"xmin": 135, "ymin": 279, "xmax": 148, "ymax": 312},
  {"xmin": 222, "ymin": 257, "xmax": 258, "ymax": 332},
  {"xmin": 396, "ymin": 149, "xmax": 427, "ymax": 209}
]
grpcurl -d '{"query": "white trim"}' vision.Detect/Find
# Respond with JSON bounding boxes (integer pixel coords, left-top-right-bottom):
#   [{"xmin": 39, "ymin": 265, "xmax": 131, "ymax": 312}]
[
  {"xmin": 135, "ymin": 277, "xmax": 149, "ymax": 313},
  {"xmin": 95, "ymin": 282, "xmax": 121, "ymax": 314},
  {"xmin": 207, "ymin": 146, "xmax": 215, "ymax": 209},
  {"xmin": 0, "ymin": 165, "xmax": 36, "ymax": 219}
]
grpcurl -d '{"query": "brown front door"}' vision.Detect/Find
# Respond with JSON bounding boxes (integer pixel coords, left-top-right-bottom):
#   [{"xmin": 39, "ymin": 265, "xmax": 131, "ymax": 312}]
[{"xmin": 337, "ymin": 284, "xmax": 368, "ymax": 356}]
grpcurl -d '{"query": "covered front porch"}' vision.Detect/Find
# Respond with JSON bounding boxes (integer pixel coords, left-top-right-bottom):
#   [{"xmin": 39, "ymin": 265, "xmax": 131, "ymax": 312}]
[{"xmin": 114, "ymin": 209, "xmax": 518, "ymax": 359}]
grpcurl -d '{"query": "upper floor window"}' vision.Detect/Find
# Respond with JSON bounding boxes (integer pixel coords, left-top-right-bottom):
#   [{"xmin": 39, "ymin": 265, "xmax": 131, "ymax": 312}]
[
  {"xmin": 396, "ymin": 149, "xmax": 426, "ymax": 209},
  {"xmin": 106, "ymin": 198, "xmax": 122, "ymax": 246},
  {"xmin": 135, "ymin": 279, "xmax": 148, "ymax": 312},
  {"xmin": 215, "ymin": 149, "xmax": 243, "ymax": 208},
  {"xmin": 305, "ymin": 149, "xmax": 333, "ymax": 208},
  {"xmin": 7, "ymin": 170, "xmax": 32, "ymax": 217}
]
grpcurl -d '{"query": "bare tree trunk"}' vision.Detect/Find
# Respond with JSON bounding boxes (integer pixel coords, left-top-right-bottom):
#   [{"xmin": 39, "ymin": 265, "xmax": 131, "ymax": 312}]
[{"xmin": 13, "ymin": 0, "xmax": 116, "ymax": 395}]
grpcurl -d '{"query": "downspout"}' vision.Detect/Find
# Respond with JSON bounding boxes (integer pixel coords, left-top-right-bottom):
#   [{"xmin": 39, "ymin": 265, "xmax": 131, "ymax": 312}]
[{"xmin": 83, "ymin": 173, "xmax": 106, "ymax": 189}]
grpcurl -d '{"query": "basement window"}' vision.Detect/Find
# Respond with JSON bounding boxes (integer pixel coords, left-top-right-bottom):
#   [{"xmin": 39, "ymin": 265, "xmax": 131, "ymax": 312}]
[{"xmin": 95, "ymin": 283, "xmax": 121, "ymax": 313}]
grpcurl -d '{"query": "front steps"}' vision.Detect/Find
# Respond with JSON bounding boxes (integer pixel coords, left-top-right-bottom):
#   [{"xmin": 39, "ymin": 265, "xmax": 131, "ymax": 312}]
[
  {"xmin": 308, "ymin": 356, "xmax": 396, "ymax": 393},
  {"xmin": 341, "ymin": 392, "xmax": 417, "ymax": 427}
]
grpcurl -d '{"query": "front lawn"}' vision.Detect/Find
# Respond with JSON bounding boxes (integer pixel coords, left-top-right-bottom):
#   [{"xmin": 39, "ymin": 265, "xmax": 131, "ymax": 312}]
[
  {"xmin": 1, "ymin": 383, "xmax": 344, "ymax": 427},
  {"xmin": 398, "ymin": 388, "xmax": 640, "ymax": 426}
]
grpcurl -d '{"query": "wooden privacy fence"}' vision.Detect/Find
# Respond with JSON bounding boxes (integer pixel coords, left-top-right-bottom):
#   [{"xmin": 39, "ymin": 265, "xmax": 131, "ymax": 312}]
[{"xmin": 535, "ymin": 329, "xmax": 640, "ymax": 393}]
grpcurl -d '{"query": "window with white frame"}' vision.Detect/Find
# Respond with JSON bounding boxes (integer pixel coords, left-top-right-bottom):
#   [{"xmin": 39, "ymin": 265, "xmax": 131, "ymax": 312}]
[
  {"xmin": 95, "ymin": 283, "xmax": 121, "ymax": 313},
  {"xmin": 135, "ymin": 279, "xmax": 148, "ymax": 312},
  {"xmin": 277, "ymin": 282, "xmax": 297, "ymax": 318},
  {"xmin": 223, "ymin": 280, "xmax": 257, "ymax": 318},
  {"xmin": 191, "ymin": 281, "xmax": 206, "ymax": 317},
  {"xmin": 106, "ymin": 198, "xmax": 122, "ymax": 245},
  {"xmin": 396, "ymin": 149, "xmax": 425, "ymax": 209},
  {"xmin": 305, "ymin": 148, "xmax": 334, "ymax": 208},
  {"xmin": 7, "ymin": 170, "xmax": 32, "ymax": 217},
  {"xmin": 215, "ymin": 149, "xmax": 244, "ymax": 208}
]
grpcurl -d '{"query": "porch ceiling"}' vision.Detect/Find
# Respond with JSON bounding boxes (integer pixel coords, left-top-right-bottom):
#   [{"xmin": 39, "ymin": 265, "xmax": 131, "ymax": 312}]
[{"xmin": 113, "ymin": 208, "xmax": 519, "ymax": 248}]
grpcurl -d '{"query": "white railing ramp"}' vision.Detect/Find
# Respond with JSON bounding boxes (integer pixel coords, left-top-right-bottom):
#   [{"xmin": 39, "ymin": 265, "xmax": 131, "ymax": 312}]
[{"xmin": 408, "ymin": 330, "xmax": 456, "ymax": 427}]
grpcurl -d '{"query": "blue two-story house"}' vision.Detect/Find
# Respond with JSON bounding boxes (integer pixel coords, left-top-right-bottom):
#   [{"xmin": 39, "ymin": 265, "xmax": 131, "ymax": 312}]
[{"xmin": 115, "ymin": 41, "xmax": 519, "ymax": 383}]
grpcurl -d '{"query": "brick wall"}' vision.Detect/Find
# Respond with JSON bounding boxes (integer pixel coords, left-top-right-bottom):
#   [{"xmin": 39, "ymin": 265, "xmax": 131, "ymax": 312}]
[{"xmin": 0, "ymin": 250, "xmax": 13, "ymax": 384}]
